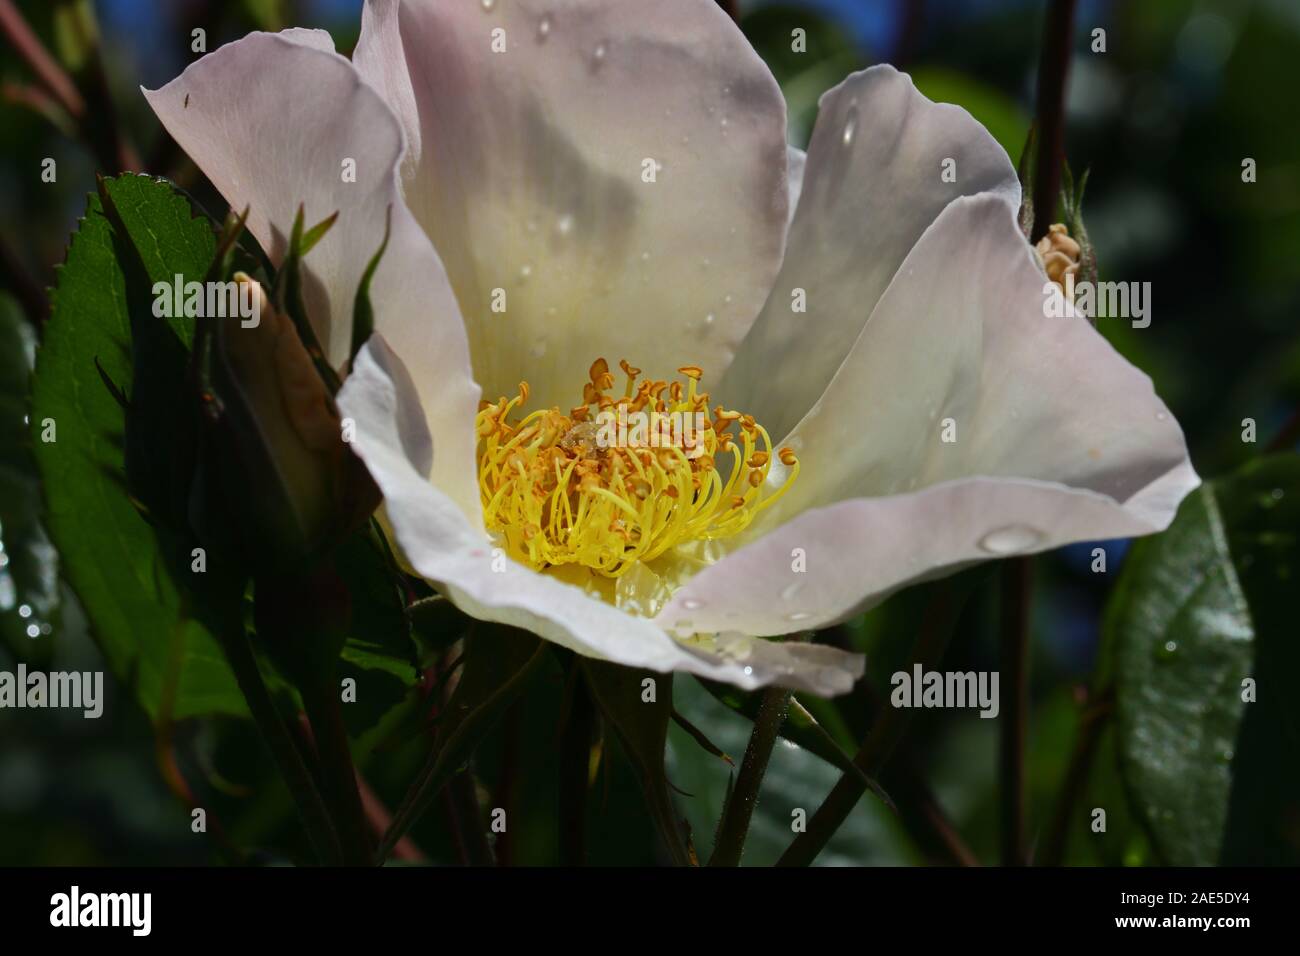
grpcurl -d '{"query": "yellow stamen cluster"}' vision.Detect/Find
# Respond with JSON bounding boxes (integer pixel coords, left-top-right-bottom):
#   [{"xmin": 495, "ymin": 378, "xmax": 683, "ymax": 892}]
[{"xmin": 475, "ymin": 358, "xmax": 799, "ymax": 576}]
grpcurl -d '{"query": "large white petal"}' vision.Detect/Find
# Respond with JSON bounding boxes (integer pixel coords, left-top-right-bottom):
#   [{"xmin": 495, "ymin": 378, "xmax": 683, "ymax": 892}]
[
  {"xmin": 762, "ymin": 194, "xmax": 1195, "ymax": 521},
  {"xmin": 655, "ymin": 195, "xmax": 1201, "ymax": 634},
  {"xmin": 353, "ymin": 0, "xmax": 790, "ymax": 407},
  {"xmin": 719, "ymin": 65, "xmax": 1020, "ymax": 440},
  {"xmin": 338, "ymin": 336, "xmax": 865, "ymax": 696},
  {"xmin": 657, "ymin": 193, "xmax": 1198, "ymax": 635},
  {"xmin": 655, "ymin": 468, "xmax": 1198, "ymax": 638},
  {"xmin": 144, "ymin": 31, "xmax": 482, "ymax": 525}
]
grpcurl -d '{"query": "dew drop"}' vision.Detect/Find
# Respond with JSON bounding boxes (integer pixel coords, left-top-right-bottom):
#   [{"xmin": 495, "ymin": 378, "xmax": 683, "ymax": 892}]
[
  {"xmin": 592, "ymin": 42, "xmax": 607, "ymax": 68},
  {"xmin": 518, "ymin": 263, "xmax": 533, "ymax": 282},
  {"xmin": 1155, "ymin": 639, "xmax": 1178, "ymax": 662},
  {"xmin": 780, "ymin": 582, "xmax": 803, "ymax": 602},
  {"xmin": 703, "ymin": 313, "xmax": 716, "ymax": 326},
  {"xmin": 842, "ymin": 103, "xmax": 859, "ymax": 146},
  {"xmin": 977, "ymin": 525, "xmax": 1045, "ymax": 555},
  {"xmin": 681, "ymin": 597, "xmax": 703, "ymax": 611},
  {"xmin": 480, "ymin": 0, "xmax": 496, "ymax": 10},
  {"xmin": 17, "ymin": 603, "xmax": 31, "ymax": 619},
  {"xmin": 786, "ymin": 610, "xmax": 812, "ymax": 623},
  {"xmin": 723, "ymin": 294, "xmax": 733, "ymax": 305},
  {"xmin": 1155, "ymin": 411, "xmax": 1168, "ymax": 422},
  {"xmin": 536, "ymin": 13, "xmax": 552, "ymax": 40},
  {"xmin": 743, "ymin": 665, "xmax": 754, "ymax": 676},
  {"xmin": 26, "ymin": 623, "xmax": 39, "ymax": 639},
  {"xmin": 640, "ymin": 250, "xmax": 651, "ymax": 262}
]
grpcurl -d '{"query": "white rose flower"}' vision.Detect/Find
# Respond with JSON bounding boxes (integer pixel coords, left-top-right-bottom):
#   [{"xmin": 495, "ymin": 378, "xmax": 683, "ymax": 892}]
[{"xmin": 145, "ymin": 0, "xmax": 1197, "ymax": 696}]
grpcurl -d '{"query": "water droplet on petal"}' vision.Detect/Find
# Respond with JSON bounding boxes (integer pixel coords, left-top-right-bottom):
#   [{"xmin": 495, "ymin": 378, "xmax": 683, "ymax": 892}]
[
  {"xmin": 842, "ymin": 103, "xmax": 859, "ymax": 146},
  {"xmin": 536, "ymin": 13, "xmax": 552, "ymax": 40},
  {"xmin": 704, "ymin": 313, "xmax": 715, "ymax": 326},
  {"xmin": 480, "ymin": 0, "xmax": 496, "ymax": 10},
  {"xmin": 977, "ymin": 525, "xmax": 1045, "ymax": 555},
  {"xmin": 17, "ymin": 603, "xmax": 31, "ymax": 619},
  {"xmin": 1155, "ymin": 411, "xmax": 1168, "ymax": 422},
  {"xmin": 681, "ymin": 597, "xmax": 703, "ymax": 611},
  {"xmin": 26, "ymin": 623, "xmax": 39, "ymax": 639},
  {"xmin": 786, "ymin": 610, "xmax": 812, "ymax": 623},
  {"xmin": 592, "ymin": 42, "xmax": 607, "ymax": 69},
  {"xmin": 555, "ymin": 213, "xmax": 573, "ymax": 237},
  {"xmin": 780, "ymin": 582, "xmax": 803, "ymax": 602},
  {"xmin": 743, "ymin": 665, "xmax": 753, "ymax": 676},
  {"xmin": 518, "ymin": 263, "xmax": 533, "ymax": 282},
  {"xmin": 1155, "ymin": 639, "xmax": 1178, "ymax": 662}
]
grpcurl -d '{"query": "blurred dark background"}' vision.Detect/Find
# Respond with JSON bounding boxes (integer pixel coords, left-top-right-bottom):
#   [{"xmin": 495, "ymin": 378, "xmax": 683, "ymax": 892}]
[{"xmin": 1, "ymin": 0, "xmax": 1296, "ymax": 865}]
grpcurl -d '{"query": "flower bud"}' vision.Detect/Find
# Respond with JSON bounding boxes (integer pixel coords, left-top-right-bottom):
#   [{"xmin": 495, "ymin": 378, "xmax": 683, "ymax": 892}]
[{"xmin": 190, "ymin": 275, "xmax": 378, "ymax": 575}]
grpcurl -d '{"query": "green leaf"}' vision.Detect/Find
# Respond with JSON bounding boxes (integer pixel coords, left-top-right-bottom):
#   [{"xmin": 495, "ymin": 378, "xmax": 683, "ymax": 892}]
[
  {"xmin": 0, "ymin": 295, "xmax": 59, "ymax": 659},
  {"xmin": 1216, "ymin": 456, "xmax": 1300, "ymax": 864},
  {"xmin": 1105, "ymin": 455, "xmax": 1300, "ymax": 864},
  {"xmin": 581, "ymin": 659, "xmax": 691, "ymax": 865},
  {"xmin": 273, "ymin": 205, "xmax": 340, "ymax": 394},
  {"xmin": 350, "ymin": 205, "xmax": 391, "ymax": 363},
  {"xmin": 31, "ymin": 176, "xmax": 247, "ymax": 720}
]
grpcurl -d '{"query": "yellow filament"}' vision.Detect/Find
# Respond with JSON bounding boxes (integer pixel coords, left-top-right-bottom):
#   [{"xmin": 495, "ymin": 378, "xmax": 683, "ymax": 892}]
[{"xmin": 475, "ymin": 359, "xmax": 799, "ymax": 577}]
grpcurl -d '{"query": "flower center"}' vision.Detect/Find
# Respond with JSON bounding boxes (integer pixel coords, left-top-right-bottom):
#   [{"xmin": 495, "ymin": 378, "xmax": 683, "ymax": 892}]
[{"xmin": 475, "ymin": 358, "xmax": 798, "ymax": 577}]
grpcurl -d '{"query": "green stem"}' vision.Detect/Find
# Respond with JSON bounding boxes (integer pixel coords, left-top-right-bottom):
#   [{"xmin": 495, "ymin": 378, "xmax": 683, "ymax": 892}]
[
  {"xmin": 709, "ymin": 685, "xmax": 792, "ymax": 867},
  {"xmin": 1029, "ymin": 0, "xmax": 1078, "ymax": 242},
  {"xmin": 999, "ymin": 557, "xmax": 1033, "ymax": 866},
  {"xmin": 1041, "ymin": 686, "xmax": 1114, "ymax": 865},
  {"xmin": 558, "ymin": 666, "xmax": 596, "ymax": 866},
  {"xmin": 212, "ymin": 611, "xmax": 342, "ymax": 865},
  {"xmin": 776, "ymin": 582, "xmax": 968, "ymax": 866},
  {"xmin": 302, "ymin": 683, "xmax": 373, "ymax": 866},
  {"xmin": 447, "ymin": 769, "xmax": 495, "ymax": 867}
]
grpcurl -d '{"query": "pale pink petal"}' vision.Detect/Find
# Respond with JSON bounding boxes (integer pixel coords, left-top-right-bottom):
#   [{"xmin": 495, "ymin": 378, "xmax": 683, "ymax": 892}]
[
  {"xmin": 353, "ymin": 0, "xmax": 790, "ymax": 408},
  {"xmin": 656, "ymin": 469, "xmax": 1198, "ymax": 638},
  {"xmin": 720, "ymin": 65, "xmax": 1020, "ymax": 440},
  {"xmin": 658, "ymin": 193, "xmax": 1197, "ymax": 634},
  {"xmin": 144, "ymin": 31, "xmax": 482, "ymax": 524},
  {"xmin": 765, "ymin": 194, "xmax": 1195, "ymax": 519}
]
